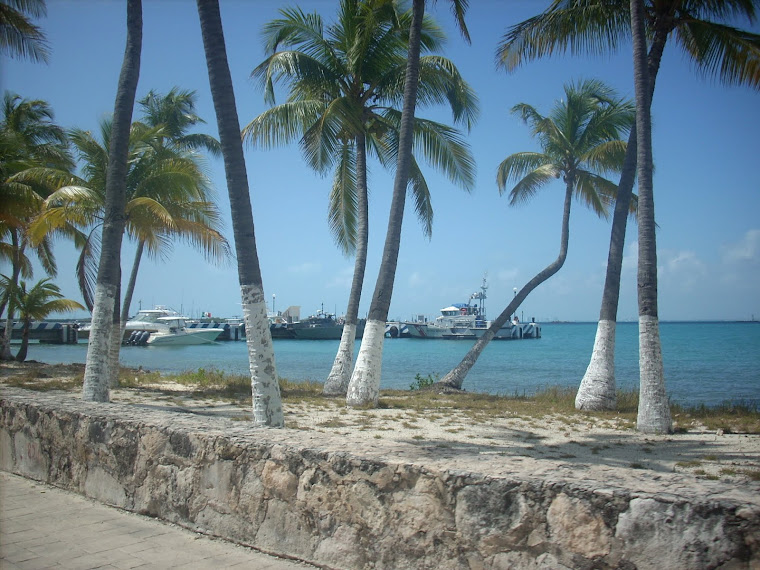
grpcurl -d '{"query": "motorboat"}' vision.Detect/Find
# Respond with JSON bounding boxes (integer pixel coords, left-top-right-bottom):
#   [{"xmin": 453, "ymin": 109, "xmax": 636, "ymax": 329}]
[
  {"xmin": 270, "ymin": 308, "xmax": 365, "ymax": 340},
  {"xmin": 405, "ymin": 279, "xmax": 541, "ymax": 340},
  {"xmin": 78, "ymin": 306, "xmax": 183, "ymax": 341},
  {"xmin": 126, "ymin": 316, "xmax": 223, "ymax": 346}
]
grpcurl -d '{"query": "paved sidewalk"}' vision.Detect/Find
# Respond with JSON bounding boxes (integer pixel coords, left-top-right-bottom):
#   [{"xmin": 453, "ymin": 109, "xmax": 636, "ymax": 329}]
[{"xmin": 0, "ymin": 472, "xmax": 319, "ymax": 569}]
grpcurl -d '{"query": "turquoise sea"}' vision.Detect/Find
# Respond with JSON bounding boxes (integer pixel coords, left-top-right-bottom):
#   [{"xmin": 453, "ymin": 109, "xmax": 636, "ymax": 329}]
[{"xmin": 18, "ymin": 321, "xmax": 760, "ymax": 407}]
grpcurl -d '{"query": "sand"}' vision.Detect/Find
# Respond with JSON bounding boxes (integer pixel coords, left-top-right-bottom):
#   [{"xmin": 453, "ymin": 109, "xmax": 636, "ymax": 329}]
[{"xmin": 2, "ymin": 360, "xmax": 759, "ymax": 494}]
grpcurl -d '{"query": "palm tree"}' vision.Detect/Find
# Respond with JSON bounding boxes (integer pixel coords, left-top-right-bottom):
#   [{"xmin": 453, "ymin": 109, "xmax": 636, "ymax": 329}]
[
  {"xmin": 346, "ymin": 0, "xmax": 472, "ymax": 407},
  {"xmin": 496, "ymin": 1, "xmax": 760, "ymax": 413},
  {"xmin": 0, "ymin": 0, "xmax": 50, "ymax": 63},
  {"xmin": 138, "ymin": 87, "xmax": 222, "ymax": 157},
  {"xmin": 0, "ymin": 92, "xmax": 72, "ymax": 360},
  {"xmin": 437, "ymin": 79, "xmax": 635, "ymax": 390},
  {"xmin": 82, "ymin": 0, "xmax": 142, "ymax": 403},
  {"xmin": 29, "ymin": 120, "xmax": 229, "ymax": 349},
  {"xmin": 631, "ymin": 0, "xmax": 671, "ymax": 433},
  {"xmin": 1, "ymin": 276, "xmax": 83, "ymax": 362},
  {"xmin": 120, "ymin": 88, "xmax": 225, "ymax": 330},
  {"xmin": 244, "ymin": 0, "xmax": 477, "ymax": 396},
  {"xmin": 196, "ymin": 0, "xmax": 283, "ymax": 427}
]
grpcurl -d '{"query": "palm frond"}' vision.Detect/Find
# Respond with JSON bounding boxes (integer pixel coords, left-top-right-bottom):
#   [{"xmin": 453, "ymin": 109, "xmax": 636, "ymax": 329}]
[
  {"xmin": 496, "ymin": 152, "xmax": 556, "ymax": 195},
  {"xmin": 301, "ymin": 97, "xmax": 363, "ymax": 173},
  {"xmin": 407, "ymin": 156, "xmax": 433, "ymax": 239},
  {"xmin": 676, "ymin": 18, "xmax": 760, "ymax": 89},
  {"xmin": 327, "ymin": 143, "xmax": 358, "ymax": 255},
  {"xmin": 242, "ymin": 100, "xmax": 326, "ymax": 149},
  {"xmin": 496, "ymin": 0, "xmax": 629, "ymax": 72}
]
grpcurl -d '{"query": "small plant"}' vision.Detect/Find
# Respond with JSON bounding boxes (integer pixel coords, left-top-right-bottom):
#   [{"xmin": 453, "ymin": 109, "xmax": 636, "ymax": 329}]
[{"xmin": 409, "ymin": 373, "xmax": 438, "ymax": 391}]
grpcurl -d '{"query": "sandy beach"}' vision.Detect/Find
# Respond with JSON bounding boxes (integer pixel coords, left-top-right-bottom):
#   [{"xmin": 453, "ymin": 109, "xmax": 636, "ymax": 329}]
[{"xmin": 2, "ymin": 360, "xmax": 759, "ymax": 493}]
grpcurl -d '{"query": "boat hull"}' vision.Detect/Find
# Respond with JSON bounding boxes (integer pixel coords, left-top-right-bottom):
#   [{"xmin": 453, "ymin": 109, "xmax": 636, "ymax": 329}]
[
  {"xmin": 271, "ymin": 320, "xmax": 365, "ymax": 340},
  {"xmin": 406, "ymin": 322, "xmax": 541, "ymax": 340},
  {"xmin": 145, "ymin": 328, "xmax": 224, "ymax": 346}
]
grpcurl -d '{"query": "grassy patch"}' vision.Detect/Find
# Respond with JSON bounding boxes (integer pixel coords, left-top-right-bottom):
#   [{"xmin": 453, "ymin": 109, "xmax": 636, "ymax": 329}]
[{"xmin": 4, "ymin": 363, "xmax": 758, "ymax": 435}]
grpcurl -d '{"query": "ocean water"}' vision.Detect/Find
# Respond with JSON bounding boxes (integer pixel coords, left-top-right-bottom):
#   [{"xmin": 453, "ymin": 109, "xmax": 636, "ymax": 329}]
[{"xmin": 18, "ymin": 322, "xmax": 760, "ymax": 407}]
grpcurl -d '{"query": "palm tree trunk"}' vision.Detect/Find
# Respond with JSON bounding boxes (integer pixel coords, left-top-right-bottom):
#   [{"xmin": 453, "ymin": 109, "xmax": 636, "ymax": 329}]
[
  {"xmin": 346, "ymin": 0, "xmax": 425, "ymax": 407},
  {"xmin": 438, "ymin": 182, "xmax": 574, "ymax": 390},
  {"xmin": 631, "ymin": 0, "xmax": 671, "ymax": 434},
  {"xmin": 108, "ymin": 280, "xmax": 121, "ymax": 388},
  {"xmin": 0, "ymin": 233, "xmax": 23, "ymax": 361},
  {"xmin": 197, "ymin": 0, "xmax": 283, "ymax": 427},
  {"xmin": 15, "ymin": 318, "xmax": 30, "ymax": 362},
  {"xmin": 82, "ymin": 0, "xmax": 142, "ymax": 403},
  {"xmin": 576, "ymin": 28, "xmax": 669, "ymax": 411},
  {"xmin": 119, "ymin": 240, "xmax": 144, "ymax": 340},
  {"xmin": 324, "ymin": 134, "xmax": 369, "ymax": 396}
]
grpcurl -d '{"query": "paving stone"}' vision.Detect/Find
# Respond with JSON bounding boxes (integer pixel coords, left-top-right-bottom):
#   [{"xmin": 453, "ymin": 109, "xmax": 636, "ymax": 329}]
[{"xmin": 0, "ymin": 472, "xmax": 317, "ymax": 570}]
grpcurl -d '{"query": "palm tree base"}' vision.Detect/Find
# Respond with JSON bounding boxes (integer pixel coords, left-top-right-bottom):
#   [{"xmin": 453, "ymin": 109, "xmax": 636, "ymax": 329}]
[
  {"xmin": 576, "ymin": 319, "xmax": 617, "ymax": 410},
  {"xmin": 83, "ymin": 284, "xmax": 117, "ymax": 402},
  {"xmin": 346, "ymin": 319, "xmax": 386, "ymax": 407},
  {"xmin": 323, "ymin": 323, "xmax": 357, "ymax": 396},
  {"xmin": 242, "ymin": 287, "xmax": 284, "ymax": 428},
  {"xmin": 636, "ymin": 315, "xmax": 672, "ymax": 434}
]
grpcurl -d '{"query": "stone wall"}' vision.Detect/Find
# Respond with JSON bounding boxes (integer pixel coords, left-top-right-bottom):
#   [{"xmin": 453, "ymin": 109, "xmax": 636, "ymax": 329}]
[{"xmin": 1, "ymin": 388, "xmax": 758, "ymax": 569}]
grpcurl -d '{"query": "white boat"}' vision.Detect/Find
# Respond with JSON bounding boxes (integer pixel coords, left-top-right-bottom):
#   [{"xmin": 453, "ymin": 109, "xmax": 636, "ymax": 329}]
[
  {"xmin": 78, "ymin": 306, "xmax": 183, "ymax": 341},
  {"xmin": 136, "ymin": 316, "xmax": 223, "ymax": 346},
  {"xmin": 405, "ymin": 279, "xmax": 541, "ymax": 340}
]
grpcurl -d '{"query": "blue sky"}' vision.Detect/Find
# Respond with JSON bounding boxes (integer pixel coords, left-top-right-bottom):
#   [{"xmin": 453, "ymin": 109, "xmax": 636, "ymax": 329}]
[{"xmin": 3, "ymin": 0, "xmax": 759, "ymax": 322}]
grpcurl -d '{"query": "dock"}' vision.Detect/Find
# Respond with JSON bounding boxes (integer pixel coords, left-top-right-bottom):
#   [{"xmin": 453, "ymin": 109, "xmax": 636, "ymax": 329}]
[{"xmin": 0, "ymin": 322, "xmax": 80, "ymax": 344}]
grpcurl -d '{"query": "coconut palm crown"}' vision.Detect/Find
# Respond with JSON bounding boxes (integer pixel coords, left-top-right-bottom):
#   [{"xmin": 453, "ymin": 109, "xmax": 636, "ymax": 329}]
[
  {"xmin": 498, "ymin": 78, "xmax": 634, "ymax": 216},
  {"xmin": 244, "ymin": 0, "xmax": 478, "ymax": 253}
]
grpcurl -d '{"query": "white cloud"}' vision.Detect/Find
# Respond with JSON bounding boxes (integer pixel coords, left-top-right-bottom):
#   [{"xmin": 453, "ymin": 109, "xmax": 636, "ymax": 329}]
[
  {"xmin": 497, "ymin": 268, "xmax": 519, "ymax": 284},
  {"xmin": 722, "ymin": 229, "xmax": 760, "ymax": 265},
  {"xmin": 326, "ymin": 266, "xmax": 353, "ymax": 289},
  {"xmin": 622, "ymin": 241, "xmax": 638, "ymax": 274},
  {"xmin": 288, "ymin": 262, "xmax": 320, "ymax": 274},
  {"xmin": 658, "ymin": 250, "xmax": 708, "ymax": 292},
  {"xmin": 408, "ymin": 271, "xmax": 424, "ymax": 288}
]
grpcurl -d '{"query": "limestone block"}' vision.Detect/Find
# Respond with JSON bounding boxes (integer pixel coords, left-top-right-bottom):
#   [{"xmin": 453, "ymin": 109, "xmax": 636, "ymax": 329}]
[
  {"xmin": 261, "ymin": 460, "xmax": 298, "ymax": 500},
  {"xmin": 616, "ymin": 497, "xmax": 740, "ymax": 569},
  {"xmin": 0, "ymin": 430, "xmax": 13, "ymax": 471},
  {"xmin": 83, "ymin": 464, "xmax": 127, "ymax": 508},
  {"xmin": 455, "ymin": 482, "xmax": 534, "ymax": 554},
  {"xmin": 13, "ymin": 430, "xmax": 48, "ymax": 480},
  {"xmin": 255, "ymin": 497, "xmax": 316, "ymax": 558},
  {"xmin": 313, "ymin": 524, "xmax": 368, "ymax": 568},
  {"xmin": 546, "ymin": 492, "xmax": 612, "ymax": 559}
]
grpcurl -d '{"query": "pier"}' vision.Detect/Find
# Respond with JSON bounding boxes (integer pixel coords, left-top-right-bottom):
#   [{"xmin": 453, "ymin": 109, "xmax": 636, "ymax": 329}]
[{"xmin": 0, "ymin": 322, "xmax": 80, "ymax": 344}]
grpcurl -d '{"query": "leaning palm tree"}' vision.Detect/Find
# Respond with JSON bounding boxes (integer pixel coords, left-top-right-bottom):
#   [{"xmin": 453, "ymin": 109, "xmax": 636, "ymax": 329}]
[
  {"xmin": 2, "ymin": 276, "xmax": 84, "ymax": 362},
  {"xmin": 0, "ymin": 92, "xmax": 72, "ymax": 360},
  {"xmin": 0, "ymin": 0, "xmax": 50, "ymax": 63},
  {"xmin": 244, "ymin": 0, "xmax": 477, "ymax": 396},
  {"xmin": 346, "ymin": 0, "xmax": 472, "ymax": 407},
  {"xmin": 197, "ymin": 0, "xmax": 283, "ymax": 427},
  {"xmin": 82, "ymin": 0, "xmax": 142, "ymax": 403},
  {"xmin": 437, "ymin": 79, "xmax": 635, "ymax": 391},
  {"xmin": 496, "ymin": 0, "xmax": 760, "ymax": 413}
]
